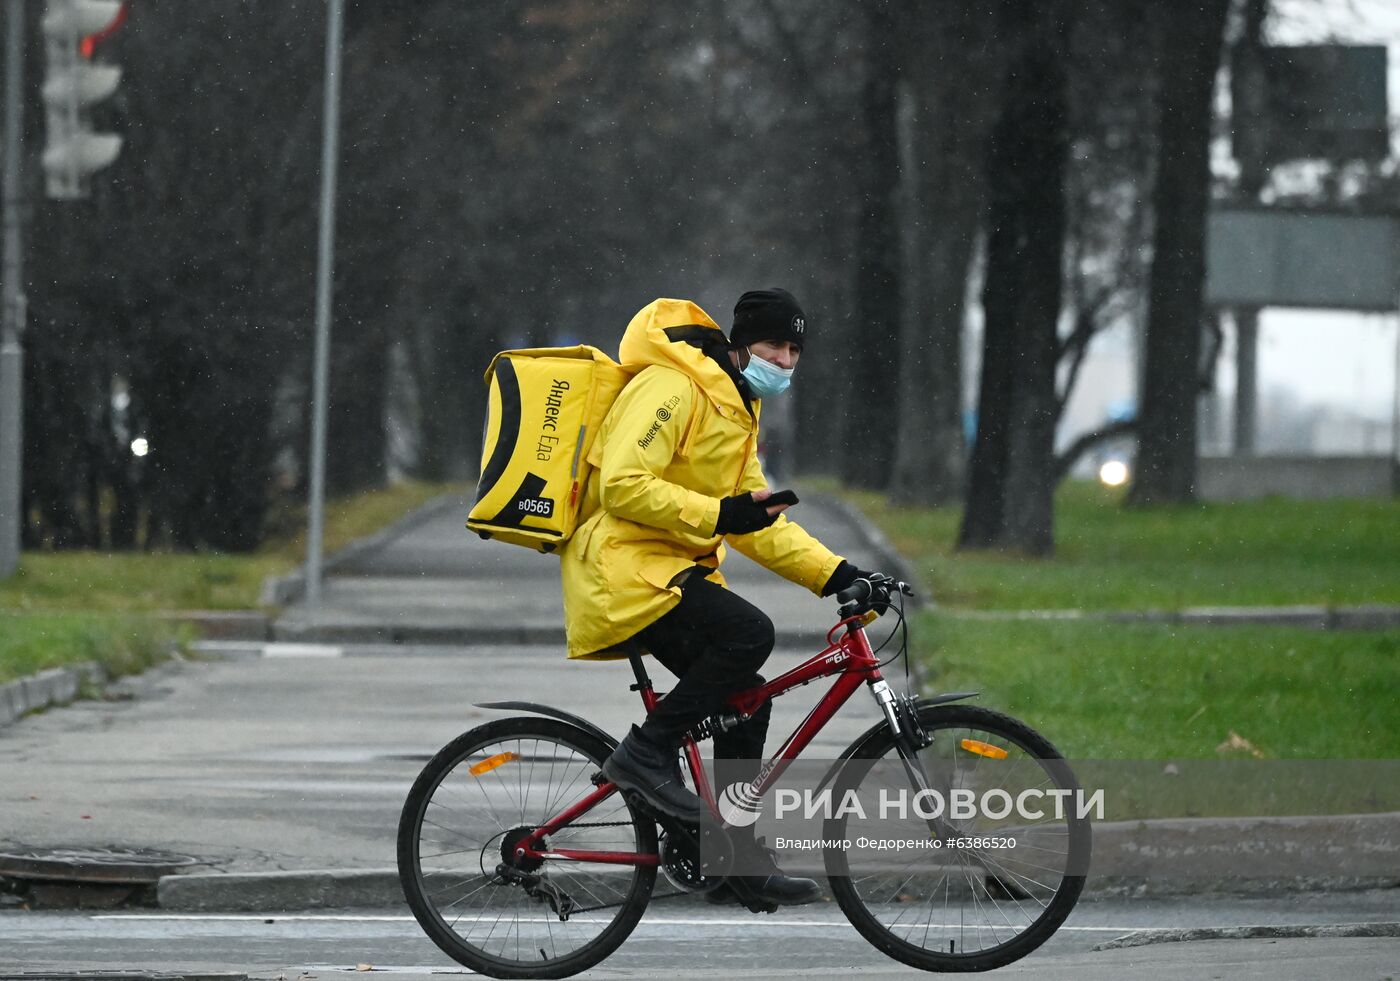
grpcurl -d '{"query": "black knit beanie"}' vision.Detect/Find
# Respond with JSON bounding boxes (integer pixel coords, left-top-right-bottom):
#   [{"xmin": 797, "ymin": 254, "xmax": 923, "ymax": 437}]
[{"xmin": 731, "ymin": 287, "xmax": 807, "ymax": 350}]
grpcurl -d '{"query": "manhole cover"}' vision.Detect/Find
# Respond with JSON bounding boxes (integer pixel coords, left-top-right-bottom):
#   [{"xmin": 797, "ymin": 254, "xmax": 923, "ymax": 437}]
[{"xmin": 0, "ymin": 846, "xmax": 201, "ymax": 885}]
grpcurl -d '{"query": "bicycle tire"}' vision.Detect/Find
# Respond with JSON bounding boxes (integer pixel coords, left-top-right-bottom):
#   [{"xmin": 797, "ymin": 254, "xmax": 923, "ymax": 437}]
[
  {"xmin": 397, "ymin": 717, "xmax": 657, "ymax": 979},
  {"xmin": 824, "ymin": 704, "xmax": 1090, "ymax": 973}
]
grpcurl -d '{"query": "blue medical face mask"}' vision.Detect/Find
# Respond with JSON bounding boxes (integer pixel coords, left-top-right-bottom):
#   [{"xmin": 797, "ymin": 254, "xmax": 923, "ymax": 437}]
[{"xmin": 740, "ymin": 348, "xmax": 794, "ymax": 398}]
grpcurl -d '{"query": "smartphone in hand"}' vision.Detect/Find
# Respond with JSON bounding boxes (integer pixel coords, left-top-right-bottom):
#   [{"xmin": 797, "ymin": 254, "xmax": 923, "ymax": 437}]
[{"xmin": 766, "ymin": 489, "xmax": 799, "ymax": 508}]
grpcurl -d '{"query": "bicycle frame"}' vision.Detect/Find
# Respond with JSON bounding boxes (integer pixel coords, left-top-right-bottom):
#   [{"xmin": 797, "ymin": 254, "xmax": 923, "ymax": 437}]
[{"xmin": 518, "ymin": 615, "xmax": 886, "ymax": 867}]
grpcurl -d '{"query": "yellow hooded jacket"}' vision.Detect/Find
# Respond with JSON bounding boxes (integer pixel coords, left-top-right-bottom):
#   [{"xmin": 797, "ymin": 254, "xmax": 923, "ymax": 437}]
[{"xmin": 560, "ymin": 298, "xmax": 847, "ymax": 659}]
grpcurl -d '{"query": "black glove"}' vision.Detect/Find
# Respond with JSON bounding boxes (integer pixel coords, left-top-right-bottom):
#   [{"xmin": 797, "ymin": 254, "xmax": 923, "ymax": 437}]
[
  {"xmin": 823, "ymin": 561, "xmax": 892, "ymax": 612},
  {"xmin": 822, "ymin": 560, "xmax": 874, "ymax": 597},
  {"xmin": 715, "ymin": 492, "xmax": 783, "ymax": 536}
]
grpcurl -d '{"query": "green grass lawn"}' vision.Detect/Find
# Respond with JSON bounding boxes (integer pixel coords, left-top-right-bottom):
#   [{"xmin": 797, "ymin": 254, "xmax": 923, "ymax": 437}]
[
  {"xmin": 823, "ymin": 479, "xmax": 1400, "ymax": 766},
  {"xmin": 0, "ymin": 480, "xmax": 466, "ymax": 690},
  {"xmin": 0, "ymin": 613, "xmax": 186, "ymax": 686},
  {"xmin": 0, "ymin": 480, "xmax": 466, "ymax": 613},
  {"xmin": 913, "ymin": 614, "xmax": 1400, "ymax": 760},
  {"xmin": 840, "ymin": 481, "xmax": 1400, "ymax": 611}
]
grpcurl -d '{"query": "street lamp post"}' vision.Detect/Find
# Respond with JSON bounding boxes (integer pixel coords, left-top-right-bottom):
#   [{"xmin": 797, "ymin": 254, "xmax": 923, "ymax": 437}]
[
  {"xmin": 0, "ymin": 0, "xmax": 27, "ymax": 579},
  {"xmin": 304, "ymin": 0, "xmax": 345, "ymax": 608}
]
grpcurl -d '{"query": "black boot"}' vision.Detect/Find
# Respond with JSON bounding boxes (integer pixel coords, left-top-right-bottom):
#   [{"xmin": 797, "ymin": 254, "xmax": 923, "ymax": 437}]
[
  {"xmin": 708, "ymin": 834, "xmax": 824, "ymax": 908},
  {"xmin": 602, "ymin": 725, "xmax": 708, "ymax": 824}
]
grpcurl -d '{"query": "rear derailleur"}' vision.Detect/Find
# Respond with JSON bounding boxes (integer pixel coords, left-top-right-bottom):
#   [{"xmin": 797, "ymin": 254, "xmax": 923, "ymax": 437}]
[{"xmin": 494, "ymin": 864, "xmax": 577, "ymax": 921}]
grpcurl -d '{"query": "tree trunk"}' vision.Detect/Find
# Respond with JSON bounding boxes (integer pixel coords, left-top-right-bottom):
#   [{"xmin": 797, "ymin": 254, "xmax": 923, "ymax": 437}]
[
  {"xmin": 413, "ymin": 318, "xmax": 474, "ymax": 482},
  {"xmin": 841, "ymin": 2, "xmax": 902, "ymax": 490},
  {"xmin": 325, "ymin": 324, "xmax": 390, "ymax": 496},
  {"xmin": 887, "ymin": 2, "xmax": 1001, "ymax": 506},
  {"xmin": 1127, "ymin": 0, "xmax": 1230, "ymax": 506},
  {"xmin": 957, "ymin": 1, "xmax": 1070, "ymax": 556},
  {"xmin": 793, "ymin": 176, "xmax": 859, "ymax": 478},
  {"xmin": 414, "ymin": 279, "xmax": 495, "ymax": 482}
]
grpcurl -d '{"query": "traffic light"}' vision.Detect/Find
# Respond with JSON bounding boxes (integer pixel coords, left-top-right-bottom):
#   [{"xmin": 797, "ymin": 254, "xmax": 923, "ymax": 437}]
[{"xmin": 41, "ymin": 0, "xmax": 127, "ymax": 200}]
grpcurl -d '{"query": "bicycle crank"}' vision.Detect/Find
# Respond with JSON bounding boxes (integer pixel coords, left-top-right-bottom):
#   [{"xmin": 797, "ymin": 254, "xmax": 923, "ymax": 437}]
[{"xmin": 660, "ymin": 827, "xmax": 732, "ymax": 893}]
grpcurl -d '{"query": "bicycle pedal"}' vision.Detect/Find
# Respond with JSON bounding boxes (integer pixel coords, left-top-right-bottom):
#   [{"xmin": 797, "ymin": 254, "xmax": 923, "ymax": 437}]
[
  {"xmin": 622, "ymin": 789, "xmax": 661, "ymax": 820},
  {"xmin": 723, "ymin": 877, "xmax": 780, "ymax": 915},
  {"xmin": 740, "ymin": 895, "xmax": 779, "ymax": 915},
  {"xmin": 712, "ymin": 889, "xmax": 777, "ymax": 915}
]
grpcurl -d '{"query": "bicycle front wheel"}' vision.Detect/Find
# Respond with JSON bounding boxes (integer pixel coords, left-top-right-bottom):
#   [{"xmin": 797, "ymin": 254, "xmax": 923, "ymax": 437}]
[
  {"xmin": 824, "ymin": 704, "xmax": 1090, "ymax": 973},
  {"xmin": 397, "ymin": 717, "xmax": 657, "ymax": 979}
]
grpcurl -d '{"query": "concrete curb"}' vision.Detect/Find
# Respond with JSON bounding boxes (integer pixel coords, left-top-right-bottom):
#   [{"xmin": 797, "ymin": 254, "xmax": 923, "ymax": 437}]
[
  {"xmin": 157, "ymin": 610, "xmax": 272, "ymax": 641},
  {"xmin": 268, "ymin": 621, "xmax": 840, "ymax": 648},
  {"xmin": 1093, "ymin": 921, "xmax": 1400, "ymax": 951},
  {"xmin": 945, "ymin": 603, "xmax": 1400, "ymax": 631},
  {"xmin": 259, "ymin": 493, "xmax": 465, "ymax": 607},
  {"xmin": 1086, "ymin": 812, "xmax": 1400, "ymax": 898},
  {"xmin": 153, "ymin": 868, "xmax": 1400, "ymax": 913},
  {"xmin": 153, "ymin": 813, "xmax": 1400, "ymax": 911},
  {"xmin": 0, "ymin": 662, "xmax": 106, "ymax": 730},
  {"xmin": 157, "ymin": 869, "xmax": 406, "ymax": 911}
]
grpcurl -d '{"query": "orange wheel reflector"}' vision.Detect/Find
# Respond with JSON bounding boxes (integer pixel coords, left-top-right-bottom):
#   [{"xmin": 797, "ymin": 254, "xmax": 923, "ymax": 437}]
[
  {"xmin": 469, "ymin": 751, "xmax": 519, "ymax": 776},
  {"xmin": 960, "ymin": 739, "xmax": 1008, "ymax": 760}
]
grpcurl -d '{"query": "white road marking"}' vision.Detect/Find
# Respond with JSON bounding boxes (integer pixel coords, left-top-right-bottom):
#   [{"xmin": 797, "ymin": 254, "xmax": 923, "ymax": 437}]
[
  {"xmin": 298, "ymin": 969, "xmax": 469, "ymax": 976},
  {"xmin": 263, "ymin": 642, "xmax": 345, "ymax": 658},
  {"xmin": 190, "ymin": 640, "xmax": 346, "ymax": 658},
  {"xmin": 92, "ymin": 913, "xmax": 1160, "ymax": 932}
]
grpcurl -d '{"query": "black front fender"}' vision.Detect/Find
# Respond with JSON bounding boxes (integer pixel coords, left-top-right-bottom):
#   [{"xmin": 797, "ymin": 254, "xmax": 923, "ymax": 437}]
[
  {"xmin": 474, "ymin": 700, "xmax": 620, "ymax": 751},
  {"xmin": 813, "ymin": 691, "xmax": 979, "ymax": 792}
]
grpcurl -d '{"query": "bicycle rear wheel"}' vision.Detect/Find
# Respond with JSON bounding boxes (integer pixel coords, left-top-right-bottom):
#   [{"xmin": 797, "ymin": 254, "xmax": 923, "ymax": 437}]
[
  {"xmin": 824, "ymin": 704, "xmax": 1090, "ymax": 973},
  {"xmin": 397, "ymin": 717, "xmax": 657, "ymax": 979}
]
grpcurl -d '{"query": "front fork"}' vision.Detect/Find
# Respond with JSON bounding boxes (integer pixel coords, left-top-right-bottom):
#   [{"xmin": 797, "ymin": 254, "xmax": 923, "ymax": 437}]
[
  {"xmin": 870, "ymin": 680, "xmax": 962, "ymax": 835},
  {"xmin": 868, "ymin": 679, "xmax": 932, "ymax": 763},
  {"xmin": 871, "ymin": 681, "xmax": 1018, "ymax": 891}
]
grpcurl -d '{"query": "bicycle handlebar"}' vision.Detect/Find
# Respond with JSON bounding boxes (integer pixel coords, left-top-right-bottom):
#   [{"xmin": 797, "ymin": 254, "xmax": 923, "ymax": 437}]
[{"xmin": 835, "ymin": 574, "xmax": 914, "ymax": 613}]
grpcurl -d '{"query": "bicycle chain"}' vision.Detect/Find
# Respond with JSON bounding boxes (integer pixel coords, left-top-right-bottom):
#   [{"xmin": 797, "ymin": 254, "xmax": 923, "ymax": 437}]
[{"xmin": 520, "ymin": 820, "xmax": 690, "ymax": 914}]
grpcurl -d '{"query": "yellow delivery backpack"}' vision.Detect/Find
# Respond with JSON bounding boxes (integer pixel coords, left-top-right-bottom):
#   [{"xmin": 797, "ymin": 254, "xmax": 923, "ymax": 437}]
[{"xmin": 467, "ymin": 345, "xmax": 635, "ymax": 553}]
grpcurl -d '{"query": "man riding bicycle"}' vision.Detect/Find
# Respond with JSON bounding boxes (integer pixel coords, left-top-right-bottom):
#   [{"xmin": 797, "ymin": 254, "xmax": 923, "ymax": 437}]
[{"xmin": 559, "ymin": 289, "xmax": 882, "ymax": 907}]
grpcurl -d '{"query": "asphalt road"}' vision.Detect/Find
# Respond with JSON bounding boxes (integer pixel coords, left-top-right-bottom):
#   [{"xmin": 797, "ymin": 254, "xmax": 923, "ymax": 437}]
[{"xmin": 3, "ymin": 892, "xmax": 1399, "ymax": 980}]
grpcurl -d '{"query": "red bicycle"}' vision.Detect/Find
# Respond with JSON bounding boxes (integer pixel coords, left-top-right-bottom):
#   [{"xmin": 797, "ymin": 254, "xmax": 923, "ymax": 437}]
[{"xmin": 398, "ymin": 577, "xmax": 1090, "ymax": 978}]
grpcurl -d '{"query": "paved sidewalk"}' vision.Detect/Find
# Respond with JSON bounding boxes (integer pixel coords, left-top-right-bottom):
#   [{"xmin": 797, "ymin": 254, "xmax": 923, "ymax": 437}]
[{"xmin": 272, "ymin": 488, "xmax": 903, "ymax": 645}]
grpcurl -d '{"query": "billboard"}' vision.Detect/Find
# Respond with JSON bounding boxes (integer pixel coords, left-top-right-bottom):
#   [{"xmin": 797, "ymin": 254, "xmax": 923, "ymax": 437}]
[
  {"xmin": 1234, "ymin": 44, "xmax": 1389, "ymax": 167},
  {"xmin": 1206, "ymin": 207, "xmax": 1400, "ymax": 311}
]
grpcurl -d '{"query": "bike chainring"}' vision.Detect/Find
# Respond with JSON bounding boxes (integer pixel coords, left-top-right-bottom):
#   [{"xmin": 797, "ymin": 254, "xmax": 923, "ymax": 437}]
[{"xmin": 660, "ymin": 827, "xmax": 731, "ymax": 894}]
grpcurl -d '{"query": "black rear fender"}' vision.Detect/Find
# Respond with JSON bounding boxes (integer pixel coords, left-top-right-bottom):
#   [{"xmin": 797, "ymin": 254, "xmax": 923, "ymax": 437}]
[{"xmin": 473, "ymin": 700, "xmax": 619, "ymax": 751}]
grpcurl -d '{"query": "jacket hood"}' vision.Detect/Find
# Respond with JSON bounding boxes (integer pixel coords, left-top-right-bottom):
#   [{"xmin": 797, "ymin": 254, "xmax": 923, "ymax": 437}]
[{"xmin": 617, "ymin": 298, "xmax": 748, "ymax": 416}]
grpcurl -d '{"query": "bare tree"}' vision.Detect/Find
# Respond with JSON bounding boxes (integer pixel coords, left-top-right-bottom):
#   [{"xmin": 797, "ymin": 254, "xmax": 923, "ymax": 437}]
[
  {"xmin": 1128, "ymin": 0, "xmax": 1231, "ymax": 506},
  {"xmin": 958, "ymin": 0, "xmax": 1071, "ymax": 556},
  {"xmin": 886, "ymin": 0, "xmax": 1003, "ymax": 507},
  {"xmin": 1049, "ymin": 0, "xmax": 1158, "ymax": 482},
  {"xmin": 840, "ymin": 1, "xmax": 903, "ymax": 489}
]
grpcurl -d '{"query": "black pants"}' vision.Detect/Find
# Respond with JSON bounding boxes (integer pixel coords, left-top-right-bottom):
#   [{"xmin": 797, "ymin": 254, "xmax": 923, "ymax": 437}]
[{"xmin": 633, "ymin": 574, "xmax": 775, "ymax": 783}]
